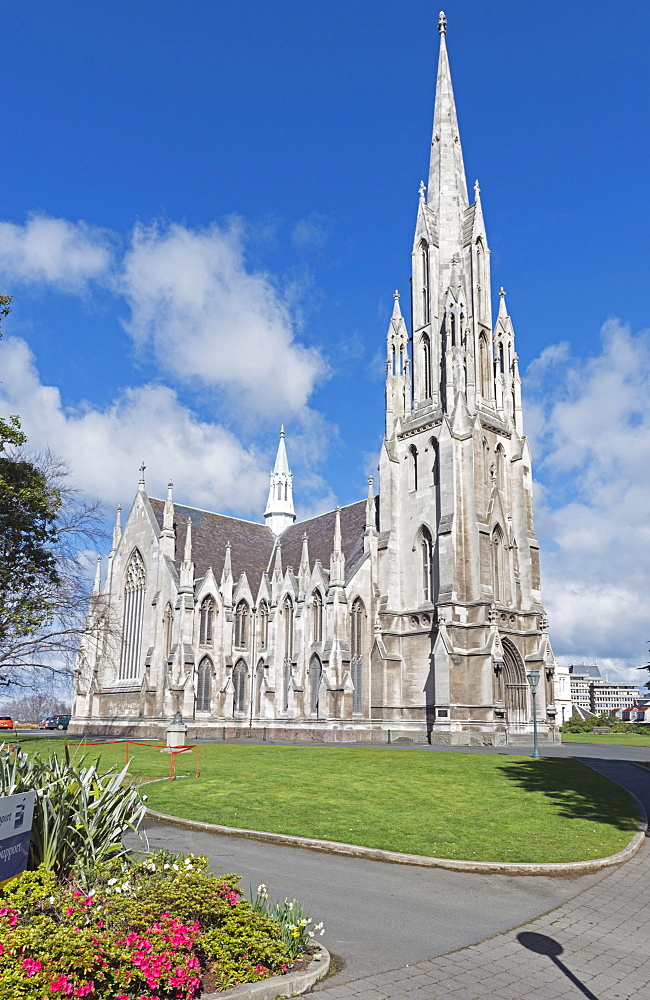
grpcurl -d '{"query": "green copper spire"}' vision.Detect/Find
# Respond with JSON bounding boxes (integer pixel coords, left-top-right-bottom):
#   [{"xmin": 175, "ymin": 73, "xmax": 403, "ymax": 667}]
[{"xmin": 272, "ymin": 425, "xmax": 291, "ymax": 476}]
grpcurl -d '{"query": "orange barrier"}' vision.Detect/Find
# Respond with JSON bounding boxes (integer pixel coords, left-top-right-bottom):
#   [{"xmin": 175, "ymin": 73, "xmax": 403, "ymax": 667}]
[{"xmin": 67, "ymin": 739, "xmax": 200, "ymax": 781}]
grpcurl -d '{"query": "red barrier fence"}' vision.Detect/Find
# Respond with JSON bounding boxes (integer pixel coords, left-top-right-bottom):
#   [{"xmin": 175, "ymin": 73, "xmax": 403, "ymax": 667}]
[{"xmin": 67, "ymin": 740, "xmax": 200, "ymax": 781}]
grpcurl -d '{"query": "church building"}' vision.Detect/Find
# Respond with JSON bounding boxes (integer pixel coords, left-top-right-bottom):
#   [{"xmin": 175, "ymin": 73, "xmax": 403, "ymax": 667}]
[{"xmin": 71, "ymin": 13, "xmax": 561, "ymax": 744}]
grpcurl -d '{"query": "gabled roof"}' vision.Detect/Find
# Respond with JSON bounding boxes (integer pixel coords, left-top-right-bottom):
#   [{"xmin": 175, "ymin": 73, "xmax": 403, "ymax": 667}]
[
  {"xmin": 149, "ymin": 496, "xmax": 371, "ymax": 595},
  {"xmin": 277, "ymin": 500, "xmax": 368, "ymax": 584}
]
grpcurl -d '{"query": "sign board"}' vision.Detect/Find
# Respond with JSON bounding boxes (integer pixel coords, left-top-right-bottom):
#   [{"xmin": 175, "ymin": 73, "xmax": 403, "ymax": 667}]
[{"xmin": 0, "ymin": 790, "xmax": 35, "ymax": 886}]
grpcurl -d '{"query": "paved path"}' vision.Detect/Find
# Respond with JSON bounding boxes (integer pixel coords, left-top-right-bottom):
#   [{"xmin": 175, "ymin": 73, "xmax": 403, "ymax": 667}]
[{"xmin": 311, "ymin": 760, "xmax": 650, "ymax": 1000}]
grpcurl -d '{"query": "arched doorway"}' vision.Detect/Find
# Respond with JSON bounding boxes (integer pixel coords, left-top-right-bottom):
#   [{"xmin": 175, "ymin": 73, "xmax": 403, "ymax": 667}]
[{"xmin": 502, "ymin": 638, "xmax": 528, "ymax": 724}]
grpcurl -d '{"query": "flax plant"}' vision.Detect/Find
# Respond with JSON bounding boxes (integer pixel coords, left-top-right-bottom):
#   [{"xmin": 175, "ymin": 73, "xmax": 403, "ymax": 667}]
[{"xmin": 0, "ymin": 744, "xmax": 146, "ymax": 875}]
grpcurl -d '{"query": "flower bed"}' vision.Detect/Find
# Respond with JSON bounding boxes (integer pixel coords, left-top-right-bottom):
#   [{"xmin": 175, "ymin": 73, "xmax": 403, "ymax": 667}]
[{"xmin": 0, "ymin": 852, "xmax": 324, "ymax": 999}]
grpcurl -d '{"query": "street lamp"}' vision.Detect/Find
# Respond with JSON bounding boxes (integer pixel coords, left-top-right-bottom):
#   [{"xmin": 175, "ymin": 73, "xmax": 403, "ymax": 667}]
[{"xmin": 527, "ymin": 668, "xmax": 540, "ymax": 759}]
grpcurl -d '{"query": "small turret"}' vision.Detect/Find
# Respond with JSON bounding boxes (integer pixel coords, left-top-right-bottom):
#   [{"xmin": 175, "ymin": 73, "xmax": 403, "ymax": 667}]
[
  {"xmin": 92, "ymin": 555, "xmax": 102, "ymax": 596},
  {"xmin": 221, "ymin": 541, "xmax": 233, "ymax": 609},
  {"xmin": 264, "ymin": 427, "xmax": 296, "ymax": 535},
  {"xmin": 329, "ymin": 507, "xmax": 345, "ymax": 588},
  {"xmin": 160, "ymin": 481, "xmax": 176, "ymax": 559},
  {"xmin": 179, "ymin": 518, "xmax": 194, "ymax": 593},
  {"xmin": 298, "ymin": 532, "xmax": 310, "ymax": 599}
]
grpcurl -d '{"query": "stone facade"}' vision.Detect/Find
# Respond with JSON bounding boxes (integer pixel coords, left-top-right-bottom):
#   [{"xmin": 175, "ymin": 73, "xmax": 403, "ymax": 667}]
[{"xmin": 71, "ymin": 15, "xmax": 560, "ymax": 744}]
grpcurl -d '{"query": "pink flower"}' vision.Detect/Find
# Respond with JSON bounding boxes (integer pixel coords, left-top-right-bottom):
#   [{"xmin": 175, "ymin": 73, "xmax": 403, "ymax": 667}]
[
  {"xmin": 64, "ymin": 907, "xmax": 75, "ymax": 916},
  {"xmin": 74, "ymin": 984, "xmax": 94, "ymax": 997},
  {"xmin": 49, "ymin": 973, "xmax": 74, "ymax": 995},
  {"xmin": 0, "ymin": 906, "xmax": 18, "ymax": 927},
  {"xmin": 22, "ymin": 957, "xmax": 43, "ymax": 976}
]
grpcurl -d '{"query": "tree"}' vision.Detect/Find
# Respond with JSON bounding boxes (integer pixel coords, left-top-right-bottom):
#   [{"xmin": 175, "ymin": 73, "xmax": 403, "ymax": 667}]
[
  {"xmin": 0, "ymin": 445, "xmax": 111, "ymax": 689},
  {"xmin": 0, "ymin": 691, "xmax": 70, "ymax": 723},
  {"xmin": 0, "ymin": 296, "xmax": 113, "ymax": 690}
]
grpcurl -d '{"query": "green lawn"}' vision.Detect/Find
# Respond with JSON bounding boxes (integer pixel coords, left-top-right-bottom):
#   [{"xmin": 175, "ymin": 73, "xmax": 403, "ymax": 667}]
[
  {"xmin": 561, "ymin": 733, "xmax": 650, "ymax": 746},
  {"xmin": 10, "ymin": 737, "xmax": 640, "ymax": 864}
]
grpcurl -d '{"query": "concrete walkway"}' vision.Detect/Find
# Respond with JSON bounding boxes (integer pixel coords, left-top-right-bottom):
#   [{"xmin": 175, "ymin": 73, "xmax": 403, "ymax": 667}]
[{"xmin": 311, "ymin": 760, "xmax": 650, "ymax": 1000}]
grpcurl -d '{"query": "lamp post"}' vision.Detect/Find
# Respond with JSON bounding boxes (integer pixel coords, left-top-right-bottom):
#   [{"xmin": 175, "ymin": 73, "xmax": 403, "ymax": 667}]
[{"xmin": 527, "ymin": 668, "xmax": 540, "ymax": 759}]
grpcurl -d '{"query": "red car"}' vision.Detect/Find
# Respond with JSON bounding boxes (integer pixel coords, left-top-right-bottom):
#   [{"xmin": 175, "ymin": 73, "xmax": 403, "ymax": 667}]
[{"xmin": 0, "ymin": 716, "xmax": 14, "ymax": 730}]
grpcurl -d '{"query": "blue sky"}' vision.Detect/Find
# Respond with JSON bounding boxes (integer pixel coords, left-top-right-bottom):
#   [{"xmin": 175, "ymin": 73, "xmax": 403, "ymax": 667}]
[{"xmin": 0, "ymin": 1, "xmax": 648, "ymax": 682}]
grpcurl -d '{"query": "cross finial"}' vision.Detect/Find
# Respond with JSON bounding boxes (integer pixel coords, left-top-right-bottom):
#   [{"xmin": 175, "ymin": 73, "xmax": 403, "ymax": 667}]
[
  {"xmin": 419, "ymin": 179, "xmax": 426, "ymax": 199},
  {"xmin": 393, "ymin": 289, "xmax": 400, "ymax": 299},
  {"xmin": 438, "ymin": 11, "xmax": 447, "ymax": 35},
  {"xmin": 499, "ymin": 286, "xmax": 506, "ymax": 297}
]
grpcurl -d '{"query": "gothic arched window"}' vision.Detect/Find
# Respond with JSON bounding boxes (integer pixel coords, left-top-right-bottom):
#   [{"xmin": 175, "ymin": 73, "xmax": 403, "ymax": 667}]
[
  {"xmin": 258, "ymin": 600, "xmax": 269, "ymax": 649},
  {"xmin": 234, "ymin": 600, "xmax": 249, "ymax": 649},
  {"xmin": 196, "ymin": 656, "xmax": 212, "ymax": 713},
  {"xmin": 199, "ymin": 595, "xmax": 215, "ymax": 644},
  {"xmin": 119, "ymin": 549, "xmax": 146, "ymax": 680},
  {"xmin": 164, "ymin": 603, "xmax": 174, "ymax": 659},
  {"xmin": 255, "ymin": 659, "xmax": 265, "ymax": 715},
  {"xmin": 312, "ymin": 590, "xmax": 323, "ymax": 643},
  {"xmin": 310, "ymin": 654, "xmax": 322, "ymax": 715},
  {"xmin": 233, "ymin": 659, "xmax": 247, "ymax": 715},
  {"xmin": 495, "ymin": 444, "xmax": 506, "ymax": 491},
  {"xmin": 350, "ymin": 598, "xmax": 364, "ymax": 714},
  {"xmin": 421, "ymin": 526, "xmax": 434, "ymax": 602},
  {"xmin": 491, "ymin": 525, "xmax": 507, "ymax": 604},
  {"xmin": 350, "ymin": 598, "xmax": 364, "ymax": 658},
  {"xmin": 479, "ymin": 333, "xmax": 491, "ymax": 399},
  {"xmin": 429, "ymin": 437, "xmax": 439, "ymax": 487},
  {"xmin": 422, "ymin": 333, "xmax": 432, "ymax": 399},
  {"xmin": 409, "ymin": 445, "xmax": 418, "ymax": 492},
  {"xmin": 450, "ymin": 311, "xmax": 456, "ymax": 347},
  {"xmin": 421, "ymin": 241, "xmax": 429, "ymax": 325},
  {"xmin": 283, "ymin": 596, "xmax": 294, "ymax": 661}
]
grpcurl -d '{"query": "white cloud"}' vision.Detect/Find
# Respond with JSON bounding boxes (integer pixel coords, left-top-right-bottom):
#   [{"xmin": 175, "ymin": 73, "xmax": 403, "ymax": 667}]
[
  {"xmin": 291, "ymin": 214, "xmax": 331, "ymax": 253},
  {"xmin": 120, "ymin": 220, "xmax": 325, "ymax": 418},
  {"xmin": 0, "ymin": 336, "xmax": 270, "ymax": 515},
  {"xmin": 525, "ymin": 320, "xmax": 650, "ymax": 681},
  {"xmin": 0, "ymin": 214, "xmax": 112, "ymax": 292}
]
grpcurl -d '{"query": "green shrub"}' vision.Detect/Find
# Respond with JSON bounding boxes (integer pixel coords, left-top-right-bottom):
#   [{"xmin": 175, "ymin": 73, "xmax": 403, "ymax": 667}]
[{"xmin": 0, "ymin": 854, "xmax": 297, "ymax": 997}]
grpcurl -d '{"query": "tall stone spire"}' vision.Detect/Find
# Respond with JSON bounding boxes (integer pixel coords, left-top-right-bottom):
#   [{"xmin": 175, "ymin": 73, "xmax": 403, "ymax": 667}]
[
  {"xmin": 428, "ymin": 12, "xmax": 469, "ymax": 248},
  {"xmin": 264, "ymin": 427, "xmax": 296, "ymax": 535}
]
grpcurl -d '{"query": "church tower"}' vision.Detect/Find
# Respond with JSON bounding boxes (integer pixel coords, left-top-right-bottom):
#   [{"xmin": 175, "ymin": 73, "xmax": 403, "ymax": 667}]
[
  {"xmin": 375, "ymin": 12, "xmax": 557, "ymax": 744},
  {"xmin": 264, "ymin": 426, "xmax": 296, "ymax": 535}
]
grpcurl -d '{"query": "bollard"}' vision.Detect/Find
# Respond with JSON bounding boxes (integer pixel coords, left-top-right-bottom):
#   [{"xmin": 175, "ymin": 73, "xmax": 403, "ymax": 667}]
[
  {"xmin": 387, "ymin": 729, "xmax": 391, "ymax": 744},
  {"xmin": 222, "ymin": 726, "xmax": 226, "ymax": 741},
  {"xmin": 263, "ymin": 727, "xmax": 266, "ymax": 742}
]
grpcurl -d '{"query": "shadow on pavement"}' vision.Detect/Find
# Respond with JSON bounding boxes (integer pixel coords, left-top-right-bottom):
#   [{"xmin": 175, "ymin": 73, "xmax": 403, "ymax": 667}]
[{"xmin": 518, "ymin": 932, "xmax": 599, "ymax": 999}]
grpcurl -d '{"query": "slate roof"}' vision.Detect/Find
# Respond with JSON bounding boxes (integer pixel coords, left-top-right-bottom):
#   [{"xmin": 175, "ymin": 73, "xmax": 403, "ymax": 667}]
[{"xmin": 149, "ymin": 496, "xmax": 373, "ymax": 594}]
